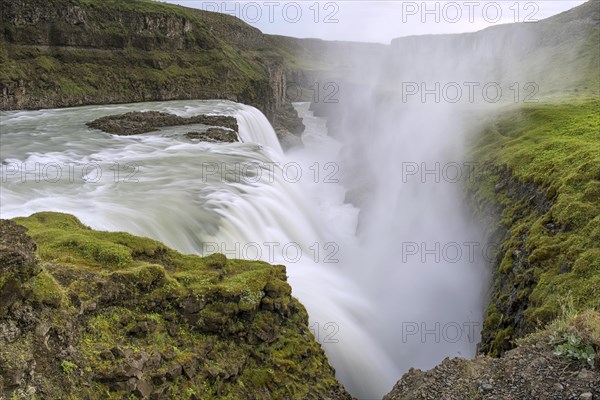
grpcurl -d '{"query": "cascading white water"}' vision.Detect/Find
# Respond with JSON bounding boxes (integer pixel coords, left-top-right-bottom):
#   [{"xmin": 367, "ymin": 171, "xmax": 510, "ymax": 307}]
[
  {"xmin": 0, "ymin": 97, "xmax": 490, "ymax": 399},
  {"xmin": 235, "ymin": 105, "xmax": 284, "ymax": 156},
  {"xmin": 0, "ymin": 99, "xmax": 399, "ymax": 398}
]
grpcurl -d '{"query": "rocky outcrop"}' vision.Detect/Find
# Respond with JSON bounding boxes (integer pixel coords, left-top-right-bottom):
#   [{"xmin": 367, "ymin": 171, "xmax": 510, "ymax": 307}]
[
  {"xmin": 0, "ymin": 220, "xmax": 41, "ymax": 317},
  {"xmin": 87, "ymin": 111, "xmax": 238, "ymax": 136},
  {"xmin": 0, "ymin": 214, "xmax": 353, "ymax": 399},
  {"xmin": 185, "ymin": 128, "xmax": 237, "ymax": 143},
  {"xmin": 384, "ymin": 312, "xmax": 600, "ymax": 400}
]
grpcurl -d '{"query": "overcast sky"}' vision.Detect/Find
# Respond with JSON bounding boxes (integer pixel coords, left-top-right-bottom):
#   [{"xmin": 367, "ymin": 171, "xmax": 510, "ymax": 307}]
[{"xmin": 161, "ymin": 1, "xmax": 587, "ymax": 43}]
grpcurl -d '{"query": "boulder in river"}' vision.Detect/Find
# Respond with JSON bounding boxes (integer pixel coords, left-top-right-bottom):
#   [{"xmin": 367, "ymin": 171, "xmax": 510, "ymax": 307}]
[
  {"xmin": 87, "ymin": 111, "xmax": 238, "ymax": 136},
  {"xmin": 185, "ymin": 128, "xmax": 238, "ymax": 143}
]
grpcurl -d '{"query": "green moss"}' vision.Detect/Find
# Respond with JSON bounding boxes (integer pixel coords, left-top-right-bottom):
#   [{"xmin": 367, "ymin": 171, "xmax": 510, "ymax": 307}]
[
  {"xmin": 60, "ymin": 360, "xmax": 78, "ymax": 375},
  {"xmin": 1, "ymin": 0, "xmax": 277, "ymax": 111},
  {"xmin": 6, "ymin": 212, "xmax": 347, "ymax": 398},
  {"xmin": 27, "ymin": 270, "xmax": 66, "ymax": 307},
  {"xmin": 468, "ymin": 98, "xmax": 600, "ymax": 355}
]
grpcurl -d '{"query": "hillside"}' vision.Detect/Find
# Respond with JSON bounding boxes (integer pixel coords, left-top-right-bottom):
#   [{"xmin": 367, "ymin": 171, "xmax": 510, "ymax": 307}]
[
  {"xmin": 0, "ymin": 213, "xmax": 353, "ymax": 399},
  {"xmin": 0, "ymin": 0, "xmax": 302, "ymax": 134},
  {"xmin": 386, "ymin": 0, "xmax": 599, "ymax": 97}
]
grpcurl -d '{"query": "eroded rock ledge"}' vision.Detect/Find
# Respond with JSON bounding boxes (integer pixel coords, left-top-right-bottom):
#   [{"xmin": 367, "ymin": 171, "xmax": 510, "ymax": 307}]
[
  {"xmin": 0, "ymin": 214, "xmax": 353, "ymax": 399},
  {"xmin": 87, "ymin": 111, "xmax": 239, "ymax": 139}
]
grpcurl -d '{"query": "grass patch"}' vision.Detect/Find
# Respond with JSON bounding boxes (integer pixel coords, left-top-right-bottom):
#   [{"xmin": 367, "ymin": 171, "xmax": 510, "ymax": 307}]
[{"xmin": 468, "ymin": 98, "xmax": 600, "ymax": 355}]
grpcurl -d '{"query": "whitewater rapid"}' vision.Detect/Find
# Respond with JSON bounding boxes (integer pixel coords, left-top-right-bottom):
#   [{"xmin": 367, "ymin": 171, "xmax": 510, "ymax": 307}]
[
  {"xmin": 0, "ymin": 100, "xmax": 397, "ymax": 396},
  {"xmin": 0, "ymin": 99, "xmax": 487, "ymax": 398}
]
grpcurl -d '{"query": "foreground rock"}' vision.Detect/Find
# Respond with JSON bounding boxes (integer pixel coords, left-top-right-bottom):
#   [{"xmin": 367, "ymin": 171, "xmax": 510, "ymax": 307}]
[
  {"xmin": 87, "ymin": 111, "xmax": 239, "ymax": 137},
  {"xmin": 384, "ymin": 312, "xmax": 600, "ymax": 400},
  {"xmin": 0, "ymin": 214, "xmax": 353, "ymax": 399}
]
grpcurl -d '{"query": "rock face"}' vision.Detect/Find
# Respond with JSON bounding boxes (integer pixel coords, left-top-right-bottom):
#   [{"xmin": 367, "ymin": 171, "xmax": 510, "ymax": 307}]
[
  {"xmin": 0, "ymin": 220, "xmax": 41, "ymax": 317},
  {"xmin": 0, "ymin": 213, "xmax": 353, "ymax": 399},
  {"xmin": 383, "ymin": 312, "xmax": 600, "ymax": 400},
  {"xmin": 185, "ymin": 128, "xmax": 237, "ymax": 143},
  {"xmin": 87, "ymin": 111, "xmax": 238, "ymax": 137},
  {"xmin": 0, "ymin": 0, "xmax": 303, "ymax": 138}
]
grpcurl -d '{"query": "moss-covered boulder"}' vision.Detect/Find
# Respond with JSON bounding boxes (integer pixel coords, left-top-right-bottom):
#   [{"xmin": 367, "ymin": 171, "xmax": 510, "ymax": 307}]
[{"xmin": 0, "ymin": 213, "xmax": 352, "ymax": 399}]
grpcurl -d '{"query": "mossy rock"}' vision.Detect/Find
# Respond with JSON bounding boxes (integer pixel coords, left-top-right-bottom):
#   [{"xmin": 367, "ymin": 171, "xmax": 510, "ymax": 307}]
[{"xmin": 0, "ymin": 213, "xmax": 353, "ymax": 399}]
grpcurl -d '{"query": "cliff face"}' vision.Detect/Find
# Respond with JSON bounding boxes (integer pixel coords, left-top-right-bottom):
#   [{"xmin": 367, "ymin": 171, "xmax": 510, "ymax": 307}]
[
  {"xmin": 0, "ymin": 213, "xmax": 353, "ymax": 399},
  {"xmin": 384, "ymin": 98, "xmax": 600, "ymax": 400},
  {"xmin": 0, "ymin": 0, "xmax": 300, "ymax": 133}
]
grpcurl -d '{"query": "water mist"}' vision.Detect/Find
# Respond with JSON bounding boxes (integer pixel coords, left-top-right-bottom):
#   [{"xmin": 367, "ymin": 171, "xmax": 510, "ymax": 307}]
[{"xmin": 1, "ymin": 8, "xmax": 587, "ymax": 399}]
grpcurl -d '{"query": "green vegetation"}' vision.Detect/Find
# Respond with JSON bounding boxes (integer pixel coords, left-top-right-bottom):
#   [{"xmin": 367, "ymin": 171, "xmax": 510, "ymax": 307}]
[
  {"xmin": 0, "ymin": 0, "xmax": 276, "ymax": 111},
  {"xmin": 552, "ymin": 332, "xmax": 596, "ymax": 367},
  {"xmin": 73, "ymin": 0, "xmax": 203, "ymax": 17},
  {"xmin": 519, "ymin": 297, "xmax": 600, "ymax": 368},
  {"xmin": 60, "ymin": 360, "xmax": 78, "ymax": 375},
  {"xmin": 1, "ymin": 212, "xmax": 347, "ymax": 399},
  {"xmin": 467, "ymin": 98, "xmax": 600, "ymax": 356}
]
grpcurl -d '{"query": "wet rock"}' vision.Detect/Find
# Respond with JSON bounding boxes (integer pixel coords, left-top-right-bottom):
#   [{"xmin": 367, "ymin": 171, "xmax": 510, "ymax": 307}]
[
  {"xmin": 273, "ymin": 102, "xmax": 305, "ymax": 135},
  {"xmin": 87, "ymin": 111, "xmax": 238, "ymax": 136},
  {"xmin": 274, "ymin": 126, "xmax": 303, "ymax": 150},
  {"xmin": 185, "ymin": 128, "xmax": 238, "ymax": 143}
]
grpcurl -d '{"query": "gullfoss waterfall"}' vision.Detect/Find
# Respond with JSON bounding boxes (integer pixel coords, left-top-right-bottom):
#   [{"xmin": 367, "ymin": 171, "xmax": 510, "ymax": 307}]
[{"xmin": 0, "ymin": 99, "xmax": 487, "ymax": 398}]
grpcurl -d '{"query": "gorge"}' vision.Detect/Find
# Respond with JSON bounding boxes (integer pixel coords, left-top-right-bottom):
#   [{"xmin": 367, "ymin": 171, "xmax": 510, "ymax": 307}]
[{"xmin": 1, "ymin": 0, "xmax": 599, "ymax": 399}]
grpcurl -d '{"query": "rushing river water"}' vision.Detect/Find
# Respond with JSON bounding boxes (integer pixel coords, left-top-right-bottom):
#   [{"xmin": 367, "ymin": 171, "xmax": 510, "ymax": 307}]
[{"xmin": 0, "ymin": 100, "xmax": 487, "ymax": 398}]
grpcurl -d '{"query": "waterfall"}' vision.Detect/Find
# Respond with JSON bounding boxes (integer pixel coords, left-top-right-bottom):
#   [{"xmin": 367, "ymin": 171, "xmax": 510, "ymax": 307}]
[
  {"xmin": 235, "ymin": 105, "xmax": 284, "ymax": 156},
  {"xmin": 0, "ymin": 99, "xmax": 396, "ymax": 398},
  {"xmin": 0, "ymin": 97, "xmax": 490, "ymax": 398}
]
